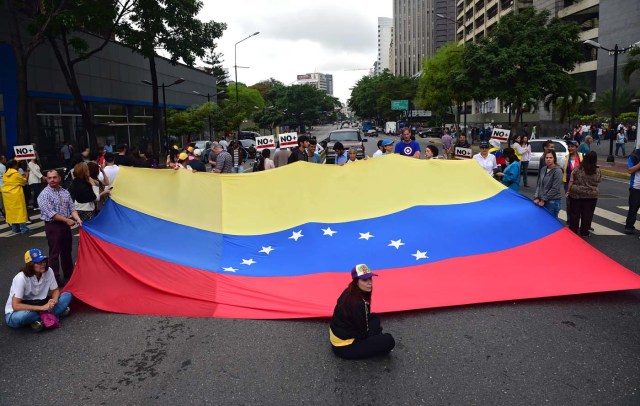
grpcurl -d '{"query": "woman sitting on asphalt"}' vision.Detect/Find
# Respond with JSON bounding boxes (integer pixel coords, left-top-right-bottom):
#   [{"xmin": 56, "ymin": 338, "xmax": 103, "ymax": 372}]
[
  {"xmin": 329, "ymin": 264, "xmax": 395, "ymax": 359},
  {"xmin": 5, "ymin": 249, "xmax": 72, "ymax": 332},
  {"xmin": 533, "ymin": 150, "xmax": 564, "ymax": 219}
]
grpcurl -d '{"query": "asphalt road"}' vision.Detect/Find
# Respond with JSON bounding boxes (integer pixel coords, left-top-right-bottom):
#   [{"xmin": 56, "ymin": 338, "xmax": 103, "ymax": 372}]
[{"xmin": 1, "ymin": 134, "xmax": 639, "ymax": 405}]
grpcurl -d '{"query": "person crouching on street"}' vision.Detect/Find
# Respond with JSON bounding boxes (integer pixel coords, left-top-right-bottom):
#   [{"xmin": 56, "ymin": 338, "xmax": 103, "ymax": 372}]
[
  {"xmin": 5, "ymin": 249, "xmax": 73, "ymax": 332},
  {"xmin": 329, "ymin": 264, "xmax": 395, "ymax": 359}
]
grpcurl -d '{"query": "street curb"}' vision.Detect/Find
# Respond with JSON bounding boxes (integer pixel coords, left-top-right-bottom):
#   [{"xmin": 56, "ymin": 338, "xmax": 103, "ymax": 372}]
[{"xmin": 600, "ymin": 169, "xmax": 630, "ymax": 180}]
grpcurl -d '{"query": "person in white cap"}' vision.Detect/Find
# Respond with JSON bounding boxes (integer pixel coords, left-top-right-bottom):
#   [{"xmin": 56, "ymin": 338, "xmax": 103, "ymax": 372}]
[
  {"xmin": 329, "ymin": 264, "xmax": 395, "ymax": 359},
  {"xmin": 5, "ymin": 249, "xmax": 73, "ymax": 332},
  {"xmin": 189, "ymin": 149, "xmax": 206, "ymax": 172}
]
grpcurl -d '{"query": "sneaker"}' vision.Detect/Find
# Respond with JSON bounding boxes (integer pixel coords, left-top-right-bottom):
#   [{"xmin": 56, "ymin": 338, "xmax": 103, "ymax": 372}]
[
  {"xmin": 61, "ymin": 307, "xmax": 71, "ymax": 317},
  {"xmin": 31, "ymin": 320, "xmax": 44, "ymax": 332}
]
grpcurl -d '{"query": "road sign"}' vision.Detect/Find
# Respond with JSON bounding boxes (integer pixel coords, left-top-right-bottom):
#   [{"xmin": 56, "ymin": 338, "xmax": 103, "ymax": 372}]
[
  {"xmin": 13, "ymin": 144, "xmax": 35, "ymax": 160},
  {"xmin": 491, "ymin": 128, "xmax": 511, "ymax": 142},
  {"xmin": 409, "ymin": 110, "xmax": 432, "ymax": 117},
  {"xmin": 391, "ymin": 100, "xmax": 409, "ymax": 111},
  {"xmin": 255, "ymin": 135, "xmax": 275, "ymax": 150},
  {"xmin": 278, "ymin": 132, "xmax": 298, "ymax": 148},
  {"xmin": 454, "ymin": 146, "xmax": 473, "ymax": 160}
]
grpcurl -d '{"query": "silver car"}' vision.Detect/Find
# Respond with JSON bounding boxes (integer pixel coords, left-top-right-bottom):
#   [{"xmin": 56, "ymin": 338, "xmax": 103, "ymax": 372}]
[{"xmin": 528, "ymin": 139, "xmax": 568, "ymax": 173}]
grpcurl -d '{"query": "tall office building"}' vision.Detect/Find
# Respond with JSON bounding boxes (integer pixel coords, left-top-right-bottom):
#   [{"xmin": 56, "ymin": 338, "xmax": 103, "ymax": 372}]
[
  {"xmin": 296, "ymin": 73, "xmax": 334, "ymax": 96},
  {"xmin": 393, "ymin": 0, "xmax": 456, "ymax": 77},
  {"xmin": 376, "ymin": 17, "xmax": 393, "ymax": 75}
]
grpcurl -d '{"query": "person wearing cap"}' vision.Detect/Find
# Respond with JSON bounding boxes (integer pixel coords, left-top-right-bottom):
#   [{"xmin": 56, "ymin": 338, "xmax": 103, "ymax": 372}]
[
  {"xmin": 394, "ymin": 128, "xmax": 421, "ymax": 158},
  {"xmin": 563, "ymin": 140, "xmax": 582, "ymax": 214},
  {"xmin": 473, "ymin": 142, "xmax": 497, "ymax": 175},
  {"xmin": 189, "ymin": 149, "xmax": 206, "ymax": 172},
  {"xmin": 166, "ymin": 145, "xmax": 180, "ymax": 169},
  {"xmin": 212, "ymin": 143, "xmax": 233, "ymax": 174},
  {"xmin": 175, "ymin": 152, "xmax": 192, "ymax": 171},
  {"xmin": 495, "ymin": 148, "xmax": 521, "ymax": 192},
  {"xmin": 5, "ymin": 249, "xmax": 73, "ymax": 332},
  {"xmin": 329, "ymin": 264, "xmax": 395, "ymax": 359},
  {"xmin": 382, "ymin": 139, "xmax": 394, "ymax": 155}
]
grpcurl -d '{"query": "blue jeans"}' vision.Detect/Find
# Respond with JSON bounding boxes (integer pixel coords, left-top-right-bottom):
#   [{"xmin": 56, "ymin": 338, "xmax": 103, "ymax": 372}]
[
  {"xmin": 5, "ymin": 292, "xmax": 73, "ymax": 328},
  {"xmin": 11, "ymin": 223, "xmax": 29, "ymax": 233},
  {"xmin": 544, "ymin": 199, "xmax": 561, "ymax": 219},
  {"xmin": 615, "ymin": 143, "xmax": 626, "ymax": 156},
  {"xmin": 231, "ymin": 166, "xmax": 244, "ymax": 174}
]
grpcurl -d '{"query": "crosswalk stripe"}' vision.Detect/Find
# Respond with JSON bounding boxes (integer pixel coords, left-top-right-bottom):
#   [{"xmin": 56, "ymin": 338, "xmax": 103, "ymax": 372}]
[
  {"xmin": 593, "ymin": 207, "xmax": 628, "ymax": 224},
  {"xmin": 618, "ymin": 206, "xmax": 629, "ymax": 211},
  {"xmin": 558, "ymin": 210, "xmax": 624, "ymax": 236}
]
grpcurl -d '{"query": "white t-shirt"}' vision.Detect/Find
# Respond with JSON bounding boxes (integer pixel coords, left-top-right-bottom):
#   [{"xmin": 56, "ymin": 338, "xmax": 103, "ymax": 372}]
[
  {"xmin": 103, "ymin": 164, "xmax": 119, "ymax": 186},
  {"xmin": 264, "ymin": 158, "xmax": 275, "ymax": 170},
  {"xmin": 473, "ymin": 153, "xmax": 497, "ymax": 176},
  {"xmin": 5, "ymin": 268, "xmax": 58, "ymax": 314},
  {"xmin": 372, "ymin": 150, "xmax": 384, "ymax": 158}
]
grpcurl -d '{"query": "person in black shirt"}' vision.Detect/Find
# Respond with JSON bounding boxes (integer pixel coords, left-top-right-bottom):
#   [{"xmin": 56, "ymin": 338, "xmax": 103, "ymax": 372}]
[
  {"xmin": 287, "ymin": 135, "xmax": 310, "ymax": 164},
  {"xmin": 329, "ymin": 264, "xmax": 395, "ymax": 359}
]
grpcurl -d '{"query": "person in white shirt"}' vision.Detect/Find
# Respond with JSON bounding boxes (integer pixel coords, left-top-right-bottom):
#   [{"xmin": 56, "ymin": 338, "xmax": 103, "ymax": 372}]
[
  {"xmin": 27, "ymin": 158, "xmax": 44, "ymax": 210},
  {"xmin": 102, "ymin": 152, "xmax": 119, "ymax": 187},
  {"xmin": 372, "ymin": 140, "xmax": 384, "ymax": 158},
  {"xmin": 473, "ymin": 142, "xmax": 498, "ymax": 176}
]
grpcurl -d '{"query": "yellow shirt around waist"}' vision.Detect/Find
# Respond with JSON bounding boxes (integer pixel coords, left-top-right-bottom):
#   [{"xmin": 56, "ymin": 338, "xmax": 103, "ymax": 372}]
[{"xmin": 329, "ymin": 328, "xmax": 355, "ymax": 347}]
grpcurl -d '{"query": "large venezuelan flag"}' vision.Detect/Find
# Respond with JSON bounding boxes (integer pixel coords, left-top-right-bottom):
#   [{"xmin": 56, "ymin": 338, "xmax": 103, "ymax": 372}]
[{"xmin": 66, "ymin": 155, "xmax": 640, "ymax": 319}]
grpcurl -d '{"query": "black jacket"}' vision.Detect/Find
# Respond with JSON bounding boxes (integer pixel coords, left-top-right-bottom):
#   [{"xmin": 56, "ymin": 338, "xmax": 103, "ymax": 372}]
[
  {"xmin": 330, "ymin": 288, "xmax": 370, "ymax": 340},
  {"xmin": 70, "ymin": 179, "xmax": 96, "ymax": 203}
]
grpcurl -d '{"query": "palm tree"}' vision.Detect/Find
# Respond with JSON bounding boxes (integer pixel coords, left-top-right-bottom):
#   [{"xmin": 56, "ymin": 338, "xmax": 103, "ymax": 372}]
[
  {"xmin": 593, "ymin": 88, "xmax": 634, "ymax": 117},
  {"xmin": 622, "ymin": 47, "xmax": 640, "ymax": 82},
  {"xmin": 544, "ymin": 87, "xmax": 591, "ymax": 128}
]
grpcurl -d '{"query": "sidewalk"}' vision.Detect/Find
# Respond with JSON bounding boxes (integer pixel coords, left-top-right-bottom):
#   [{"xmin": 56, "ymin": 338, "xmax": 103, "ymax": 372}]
[{"xmin": 588, "ymin": 139, "xmax": 636, "ymax": 180}]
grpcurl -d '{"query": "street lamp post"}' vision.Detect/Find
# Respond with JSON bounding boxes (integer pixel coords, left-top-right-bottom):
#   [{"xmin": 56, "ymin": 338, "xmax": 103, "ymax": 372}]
[
  {"xmin": 142, "ymin": 77, "xmax": 184, "ymax": 155},
  {"xmin": 193, "ymin": 90, "xmax": 226, "ymax": 140},
  {"xmin": 584, "ymin": 39, "xmax": 640, "ymax": 163},
  {"xmin": 234, "ymin": 32, "xmax": 260, "ymax": 138}
]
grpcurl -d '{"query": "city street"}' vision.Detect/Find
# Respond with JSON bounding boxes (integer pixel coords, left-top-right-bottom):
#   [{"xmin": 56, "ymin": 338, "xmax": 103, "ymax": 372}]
[{"xmin": 1, "ymin": 138, "xmax": 639, "ymax": 405}]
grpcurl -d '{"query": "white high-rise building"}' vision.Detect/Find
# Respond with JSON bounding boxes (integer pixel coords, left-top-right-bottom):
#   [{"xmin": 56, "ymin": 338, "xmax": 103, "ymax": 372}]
[
  {"xmin": 295, "ymin": 73, "xmax": 334, "ymax": 96},
  {"xmin": 376, "ymin": 17, "xmax": 393, "ymax": 75}
]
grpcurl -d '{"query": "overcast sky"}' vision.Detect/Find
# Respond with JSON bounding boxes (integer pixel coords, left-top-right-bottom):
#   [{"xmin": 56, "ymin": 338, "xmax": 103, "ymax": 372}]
[{"xmin": 200, "ymin": 0, "xmax": 393, "ymax": 104}]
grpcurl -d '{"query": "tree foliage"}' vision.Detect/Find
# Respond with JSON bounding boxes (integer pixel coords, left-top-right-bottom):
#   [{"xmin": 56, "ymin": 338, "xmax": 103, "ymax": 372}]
[
  {"xmin": 622, "ymin": 47, "xmax": 640, "ymax": 83},
  {"xmin": 593, "ymin": 88, "xmax": 635, "ymax": 116},
  {"xmin": 544, "ymin": 81, "xmax": 591, "ymax": 125},
  {"xmin": 348, "ymin": 70, "xmax": 417, "ymax": 121},
  {"xmin": 416, "ymin": 43, "xmax": 471, "ymax": 126},
  {"xmin": 264, "ymin": 84, "xmax": 341, "ymax": 131},
  {"xmin": 463, "ymin": 8, "xmax": 583, "ymax": 134}
]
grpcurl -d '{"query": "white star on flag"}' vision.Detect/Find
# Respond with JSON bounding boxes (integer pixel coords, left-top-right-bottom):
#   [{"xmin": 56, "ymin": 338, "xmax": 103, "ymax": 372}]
[
  {"xmin": 322, "ymin": 227, "xmax": 337, "ymax": 236},
  {"xmin": 222, "ymin": 267, "xmax": 239, "ymax": 272},
  {"xmin": 359, "ymin": 232, "xmax": 374, "ymax": 240},
  {"xmin": 259, "ymin": 246, "xmax": 274, "ymax": 255},
  {"xmin": 241, "ymin": 259, "xmax": 256, "ymax": 266},
  {"xmin": 289, "ymin": 230, "xmax": 304, "ymax": 241},
  {"xmin": 388, "ymin": 239, "xmax": 405, "ymax": 249},
  {"xmin": 411, "ymin": 250, "xmax": 428, "ymax": 260}
]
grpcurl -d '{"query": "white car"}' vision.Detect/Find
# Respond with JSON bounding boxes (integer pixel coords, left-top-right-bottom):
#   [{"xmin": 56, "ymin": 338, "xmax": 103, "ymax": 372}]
[{"xmin": 528, "ymin": 139, "xmax": 568, "ymax": 173}]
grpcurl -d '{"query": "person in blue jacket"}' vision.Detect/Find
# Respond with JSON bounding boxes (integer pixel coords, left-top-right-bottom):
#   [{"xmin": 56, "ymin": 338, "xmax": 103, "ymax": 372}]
[{"xmin": 496, "ymin": 147, "xmax": 521, "ymax": 192}]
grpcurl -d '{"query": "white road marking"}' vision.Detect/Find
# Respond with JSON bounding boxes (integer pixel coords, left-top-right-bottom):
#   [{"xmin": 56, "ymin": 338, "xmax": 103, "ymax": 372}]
[{"xmin": 558, "ymin": 210, "xmax": 624, "ymax": 236}]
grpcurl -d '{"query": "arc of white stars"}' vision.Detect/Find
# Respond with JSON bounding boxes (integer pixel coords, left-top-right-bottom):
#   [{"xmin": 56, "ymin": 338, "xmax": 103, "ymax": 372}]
[
  {"xmin": 411, "ymin": 250, "xmax": 428, "ymax": 260},
  {"xmin": 222, "ymin": 267, "xmax": 238, "ymax": 273},
  {"xmin": 359, "ymin": 232, "xmax": 374, "ymax": 240},
  {"xmin": 322, "ymin": 227, "xmax": 337, "ymax": 236},
  {"xmin": 259, "ymin": 246, "xmax": 274, "ymax": 255},
  {"xmin": 241, "ymin": 259, "xmax": 256, "ymax": 266},
  {"xmin": 388, "ymin": 239, "xmax": 405, "ymax": 249},
  {"xmin": 289, "ymin": 230, "xmax": 304, "ymax": 241}
]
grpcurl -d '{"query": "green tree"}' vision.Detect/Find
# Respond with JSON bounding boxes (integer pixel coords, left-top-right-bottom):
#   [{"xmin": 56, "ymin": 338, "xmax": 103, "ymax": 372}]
[
  {"xmin": 416, "ymin": 43, "xmax": 471, "ymax": 127},
  {"xmin": 593, "ymin": 88, "xmax": 635, "ymax": 116},
  {"xmin": 117, "ymin": 0, "xmax": 226, "ymax": 153},
  {"xmin": 463, "ymin": 8, "xmax": 583, "ymax": 135},
  {"xmin": 265, "ymin": 84, "xmax": 340, "ymax": 132},
  {"xmin": 250, "ymin": 78, "xmax": 284, "ymax": 99},
  {"xmin": 544, "ymin": 83, "xmax": 591, "ymax": 127},
  {"xmin": 348, "ymin": 70, "xmax": 417, "ymax": 122},
  {"xmin": 622, "ymin": 47, "xmax": 640, "ymax": 83},
  {"xmin": 5, "ymin": 0, "xmax": 69, "ymax": 146}
]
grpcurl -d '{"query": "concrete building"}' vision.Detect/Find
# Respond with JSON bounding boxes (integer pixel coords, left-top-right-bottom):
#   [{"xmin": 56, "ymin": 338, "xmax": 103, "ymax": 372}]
[
  {"xmin": 295, "ymin": 73, "xmax": 334, "ymax": 96},
  {"xmin": 375, "ymin": 17, "xmax": 393, "ymax": 75},
  {"xmin": 0, "ymin": 11, "xmax": 218, "ymax": 167},
  {"xmin": 393, "ymin": 0, "xmax": 456, "ymax": 77}
]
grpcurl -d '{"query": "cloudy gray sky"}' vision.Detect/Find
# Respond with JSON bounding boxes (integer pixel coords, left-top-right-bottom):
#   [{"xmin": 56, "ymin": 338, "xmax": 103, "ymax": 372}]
[{"xmin": 200, "ymin": 0, "xmax": 393, "ymax": 104}]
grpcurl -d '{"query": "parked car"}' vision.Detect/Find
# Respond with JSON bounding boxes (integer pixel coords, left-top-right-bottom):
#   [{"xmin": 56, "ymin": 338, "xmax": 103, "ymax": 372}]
[
  {"xmin": 528, "ymin": 139, "xmax": 568, "ymax": 173},
  {"xmin": 366, "ymin": 129, "xmax": 378, "ymax": 137},
  {"xmin": 194, "ymin": 140, "xmax": 211, "ymax": 162},
  {"xmin": 323, "ymin": 129, "xmax": 367, "ymax": 164},
  {"xmin": 418, "ymin": 127, "xmax": 443, "ymax": 138},
  {"xmin": 238, "ymin": 131, "xmax": 260, "ymax": 141}
]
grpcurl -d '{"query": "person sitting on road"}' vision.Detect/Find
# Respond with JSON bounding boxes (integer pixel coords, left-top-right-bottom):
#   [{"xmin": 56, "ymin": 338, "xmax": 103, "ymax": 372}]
[
  {"xmin": 333, "ymin": 142, "xmax": 348, "ymax": 165},
  {"xmin": 329, "ymin": 264, "xmax": 395, "ymax": 360},
  {"xmin": 5, "ymin": 249, "xmax": 73, "ymax": 332}
]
